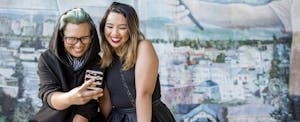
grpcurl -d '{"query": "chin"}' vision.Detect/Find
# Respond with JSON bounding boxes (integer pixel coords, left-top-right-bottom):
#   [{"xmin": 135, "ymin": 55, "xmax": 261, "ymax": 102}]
[
  {"xmin": 72, "ymin": 53, "xmax": 84, "ymax": 58},
  {"xmin": 111, "ymin": 44, "xmax": 120, "ymax": 49}
]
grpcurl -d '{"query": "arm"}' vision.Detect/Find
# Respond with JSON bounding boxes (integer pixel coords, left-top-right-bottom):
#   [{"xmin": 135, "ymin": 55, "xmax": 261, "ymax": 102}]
[
  {"xmin": 135, "ymin": 40, "xmax": 159, "ymax": 122},
  {"xmin": 49, "ymin": 79, "xmax": 103, "ymax": 110},
  {"xmin": 38, "ymin": 54, "xmax": 103, "ymax": 110},
  {"xmin": 99, "ymin": 83, "xmax": 112, "ymax": 120}
]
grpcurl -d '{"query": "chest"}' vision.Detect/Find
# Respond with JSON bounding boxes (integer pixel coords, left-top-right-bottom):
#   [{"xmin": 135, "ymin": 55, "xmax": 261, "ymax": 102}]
[{"xmin": 105, "ymin": 58, "xmax": 135, "ymax": 91}]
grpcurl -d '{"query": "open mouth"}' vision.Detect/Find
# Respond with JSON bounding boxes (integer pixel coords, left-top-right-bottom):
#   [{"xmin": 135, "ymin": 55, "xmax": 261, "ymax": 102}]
[{"xmin": 111, "ymin": 37, "xmax": 120, "ymax": 43}]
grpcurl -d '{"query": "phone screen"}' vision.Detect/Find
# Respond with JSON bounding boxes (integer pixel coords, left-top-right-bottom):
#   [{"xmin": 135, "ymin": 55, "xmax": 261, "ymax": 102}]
[{"xmin": 85, "ymin": 70, "xmax": 103, "ymax": 90}]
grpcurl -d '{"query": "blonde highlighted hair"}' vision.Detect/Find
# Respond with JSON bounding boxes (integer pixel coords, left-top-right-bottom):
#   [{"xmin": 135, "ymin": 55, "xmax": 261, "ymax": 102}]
[{"xmin": 99, "ymin": 2, "xmax": 145, "ymax": 71}]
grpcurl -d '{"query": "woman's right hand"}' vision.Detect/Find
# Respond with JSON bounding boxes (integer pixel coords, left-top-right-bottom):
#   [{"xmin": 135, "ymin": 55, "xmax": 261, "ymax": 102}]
[
  {"xmin": 67, "ymin": 79, "xmax": 103, "ymax": 105},
  {"xmin": 50, "ymin": 79, "xmax": 103, "ymax": 110}
]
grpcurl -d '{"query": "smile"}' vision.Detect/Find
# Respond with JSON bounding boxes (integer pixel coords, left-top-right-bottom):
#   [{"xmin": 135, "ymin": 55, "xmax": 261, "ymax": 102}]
[{"xmin": 111, "ymin": 37, "xmax": 120, "ymax": 43}]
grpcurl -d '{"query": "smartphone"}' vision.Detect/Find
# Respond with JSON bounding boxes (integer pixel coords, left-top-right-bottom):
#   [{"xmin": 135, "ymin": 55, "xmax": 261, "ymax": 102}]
[{"xmin": 85, "ymin": 70, "xmax": 103, "ymax": 90}]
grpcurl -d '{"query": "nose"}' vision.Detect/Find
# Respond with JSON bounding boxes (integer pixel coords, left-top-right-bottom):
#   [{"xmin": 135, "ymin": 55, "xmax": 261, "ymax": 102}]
[
  {"xmin": 73, "ymin": 38, "xmax": 84, "ymax": 46},
  {"xmin": 111, "ymin": 28, "xmax": 119, "ymax": 36}
]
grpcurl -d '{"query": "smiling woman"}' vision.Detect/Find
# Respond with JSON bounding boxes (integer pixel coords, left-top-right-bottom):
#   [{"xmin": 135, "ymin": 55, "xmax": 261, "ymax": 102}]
[
  {"xmin": 98, "ymin": 2, "xmax": 175, "ymax": 122},
  {"xmin": 104, "ymin": 12, "xmax": 129, "ymax": 51}
]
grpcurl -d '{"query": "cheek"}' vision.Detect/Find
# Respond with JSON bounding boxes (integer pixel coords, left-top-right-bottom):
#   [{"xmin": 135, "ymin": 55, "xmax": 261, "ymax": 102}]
[
  {"xmin": 63, "ymin": 43, "xmax": 69, "ymax": 50},
  {"xmin": 123, "ymin": 33, "xmax": 130, "ymax": 41},
  {"xmin": 64, "ymin": 46, "xmax": 72, "ymax": 53},
  {"xmin": 121, "ymin": 31, "xmax": 129, "ymax": 39},
  {"xmin": 84, "ymin": 44, "xmax": 91, "ymax": 50},
  {"xmin": 104, "ymin": 33, "xmax": 110, "ymax": 41},
  {"xmin": 104, "ymin": 29, "xmax": 110, "ymax": 36}
]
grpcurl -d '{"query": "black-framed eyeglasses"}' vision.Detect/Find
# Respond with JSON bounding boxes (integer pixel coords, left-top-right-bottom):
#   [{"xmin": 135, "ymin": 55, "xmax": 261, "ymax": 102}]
[{"xmin": 63, "ymin": 35, "xmax": 92, "ymax": 45}]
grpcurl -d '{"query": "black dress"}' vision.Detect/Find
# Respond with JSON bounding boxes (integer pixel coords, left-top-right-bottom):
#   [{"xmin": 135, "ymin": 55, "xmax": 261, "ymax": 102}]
[{"xmin": 105, "ymin": 54, "xmax": 175, "ymax": 122}]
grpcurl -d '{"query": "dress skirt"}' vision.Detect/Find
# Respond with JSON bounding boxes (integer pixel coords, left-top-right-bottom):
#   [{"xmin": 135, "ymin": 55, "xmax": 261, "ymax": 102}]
[{"xmin": 107, "ymin": 100, "xmax": 175, "ymax": 122}]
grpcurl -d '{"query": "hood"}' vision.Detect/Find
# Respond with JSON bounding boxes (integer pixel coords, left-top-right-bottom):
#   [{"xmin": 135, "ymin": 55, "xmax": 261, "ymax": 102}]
[{"xmin": 48, "ymin": 12, "xmax": 100, "ymax": 68}]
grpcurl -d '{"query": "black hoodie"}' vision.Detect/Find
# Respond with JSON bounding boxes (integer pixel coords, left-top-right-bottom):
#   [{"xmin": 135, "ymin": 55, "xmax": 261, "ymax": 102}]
[{"xmin": 29, "ymin": 10, "xmax": 104, "ymax": 122}]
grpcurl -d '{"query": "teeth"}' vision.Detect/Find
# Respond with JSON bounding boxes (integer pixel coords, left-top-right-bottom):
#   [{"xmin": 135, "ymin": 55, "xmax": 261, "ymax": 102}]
[
  {"xmin": 74, "ymin": 48, "xmax": 82, "ymax": 52},
  {"xmin": 112, "ymin": 37, "xmax": 120, "ymax": 41}
]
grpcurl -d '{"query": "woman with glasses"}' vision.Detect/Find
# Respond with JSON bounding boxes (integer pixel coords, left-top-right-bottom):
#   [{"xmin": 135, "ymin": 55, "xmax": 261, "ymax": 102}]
[
  {"xmin": 99, "ymin": 2, "xmax": 175, "ymax": 122},
  {"xmin": 30, "ymin": 8, "xmax": 104, "ymax": 122}
]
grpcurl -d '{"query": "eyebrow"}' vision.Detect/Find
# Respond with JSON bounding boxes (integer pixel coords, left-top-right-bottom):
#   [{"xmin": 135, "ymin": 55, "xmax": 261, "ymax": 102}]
[{"xmin": 105, "ymin": 22, "xmax": 127, "ymax": 26}]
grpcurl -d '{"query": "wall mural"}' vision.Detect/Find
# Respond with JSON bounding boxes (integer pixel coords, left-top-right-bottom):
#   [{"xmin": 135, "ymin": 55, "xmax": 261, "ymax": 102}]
[{"xmin": 0, "ymin": 0, "xmax": 298, "ymax": 122}]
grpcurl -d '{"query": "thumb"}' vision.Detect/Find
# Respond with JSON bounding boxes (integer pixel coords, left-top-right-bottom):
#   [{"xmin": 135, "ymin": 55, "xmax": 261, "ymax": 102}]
[{"xmin": 79, "ymin": 79, "xmax": 94, "ymax": 91}]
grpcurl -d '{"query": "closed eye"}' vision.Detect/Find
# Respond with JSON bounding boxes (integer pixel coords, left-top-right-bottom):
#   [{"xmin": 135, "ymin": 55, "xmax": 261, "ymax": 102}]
[
  {"xmin": 106, "ymin": 25, "xmax": 113, "ymax": 29},
  {"xmin": 119, "ymin": 27, "xmax": 127, "ymax": 30}
]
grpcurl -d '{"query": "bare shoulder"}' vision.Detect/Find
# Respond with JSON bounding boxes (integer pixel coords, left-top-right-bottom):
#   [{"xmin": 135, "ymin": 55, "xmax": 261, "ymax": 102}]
[
  {"xmin": 139, "ymin": 40, "xmax": 152, "ymax": 46},
  {"xmin": 138, "ymin": 40, "xmax": 153, "ymax": 50},
  {"xmin": 137, "ymin": 40, "xmax": 158, "ymax": 61}
]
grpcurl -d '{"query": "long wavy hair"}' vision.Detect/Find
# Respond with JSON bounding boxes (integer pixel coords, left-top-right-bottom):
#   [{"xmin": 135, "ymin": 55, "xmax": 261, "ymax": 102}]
[{"xmin": 99, "ymin": 2, "xmax": 145, "ymax": 70}]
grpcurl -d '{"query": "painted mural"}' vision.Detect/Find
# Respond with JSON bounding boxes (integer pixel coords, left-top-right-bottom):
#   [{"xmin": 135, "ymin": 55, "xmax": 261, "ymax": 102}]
[{"xmin": 0, "ymin": 0, "xmax": 298, "ymax": 122}]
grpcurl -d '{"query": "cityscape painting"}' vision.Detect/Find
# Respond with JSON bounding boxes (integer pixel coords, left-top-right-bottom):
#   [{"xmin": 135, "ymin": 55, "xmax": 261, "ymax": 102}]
[{"xmin": 0, "ymin": 0, "xmax": 299, "ymax": 122}]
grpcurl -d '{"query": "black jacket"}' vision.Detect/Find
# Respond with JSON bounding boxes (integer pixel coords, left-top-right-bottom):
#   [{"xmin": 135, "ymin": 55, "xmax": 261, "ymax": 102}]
[{"xmin": 29, "ymin": 9, "xmax": 104, "ymax": 122}]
